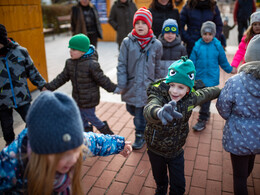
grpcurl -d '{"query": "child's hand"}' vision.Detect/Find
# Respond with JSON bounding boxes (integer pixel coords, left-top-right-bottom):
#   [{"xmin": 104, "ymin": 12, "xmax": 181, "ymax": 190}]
[
  {"xmin": 113, "ymin": 87, "xmax": 122, "ymax": 94},
  {"xmin": 157, "ymin": 100, "xmax": 183, "ymax": 125},
  {"xmin": 231, "ymin": 67, "xmax": 237, "ymax": 74},
  {"xmin": 41, "ymin": 86, "xmax": 48, "ymax": 91},
  {"xmin": 120, "ymin": 141, "xmax": 132, "ymax": 158}
]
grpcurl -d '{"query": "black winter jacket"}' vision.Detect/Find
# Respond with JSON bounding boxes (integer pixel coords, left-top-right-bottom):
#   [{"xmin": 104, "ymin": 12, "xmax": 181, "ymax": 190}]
[
  {"xmin": 45, "ymin": 48, "xmax": 116, "ymax": 108},
  {"xmin": 149, "ymin": 1, "xmax": 180, "ymax": 38}
]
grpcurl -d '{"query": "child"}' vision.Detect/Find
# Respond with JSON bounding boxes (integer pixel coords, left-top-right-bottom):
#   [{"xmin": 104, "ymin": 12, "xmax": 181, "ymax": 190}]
[
  {"xmin": 143, "ymin": 56, "xmax": 221, "ymax": 195},
  {"xmin": 158, "ymin": 18, "xmax": 187, "ymax": 77},
  {"xmin": 216, "ymin": 35, "xmax": 260, "ymax": 195},
  {"xmin": 231, "ymin": 11, "xmax": 260, "ymax": 72},
  {"xmin": 0, "ymin": 24, "xmax": 46, "ymax": 146},
  {"xmin": 190, "ymin": 21, "xmax": 235, "ymax": 131},
  {"xmin": 43, "ymin": 34, "xmax": 117, "ymax": 135},
  {"xmin": 116, "ymin": 7, "xmax": 163, "ymax": 150},
  {"xmin": 0, "ymin": 91, "xmax": 132, "ymax": 194},
  {"xmin": 222, "ymin": 16, "xmax": 236, "ymax": 41}
]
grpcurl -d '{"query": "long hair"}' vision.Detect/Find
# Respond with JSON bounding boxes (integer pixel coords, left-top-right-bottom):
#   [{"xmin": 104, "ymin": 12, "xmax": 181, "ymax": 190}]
[
  {"xmin": 25, "ymin": 145, "xmax": 85, "ymax": 195},
  {"xmin": 149, "ymin": 0, "xmax": 175, "ymax": 10},
  {"xmin": 187, "ymin": 0, "xmax": 216, "ymax": 12},
  {"xmin": 244, "ymin": 25, "xmax": 255, "ymax": 43}
]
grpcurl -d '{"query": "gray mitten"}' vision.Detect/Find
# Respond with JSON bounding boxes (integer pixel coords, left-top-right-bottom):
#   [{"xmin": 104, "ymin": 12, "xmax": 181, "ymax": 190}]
[
  {"xmin": 113, "ymin": 87, "xmax": 122, "ymax": 94},
  {"xmin": 157, "ymin": 100, "xmax": 183, "ymax": 125}
]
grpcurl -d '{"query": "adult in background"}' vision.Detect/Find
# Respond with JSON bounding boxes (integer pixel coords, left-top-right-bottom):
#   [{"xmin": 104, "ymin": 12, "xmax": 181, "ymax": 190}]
[
  {"xmin": 71, "ymin": 0, "xmax": 102, "ymax": 48},
  {"xmin": 233, "ymin": 0, "xmax": 256, "ymax": 44},
  {"xmin": 180, "ymin": 0, "xmax": 223, "ymax": 56},
  {"xmin": 109, "ymin": 0, "xmax": 137, "ymax": 50},
  {"xmin": 149, "ymin": 0, "xmax": 180, "ymax": 38}
]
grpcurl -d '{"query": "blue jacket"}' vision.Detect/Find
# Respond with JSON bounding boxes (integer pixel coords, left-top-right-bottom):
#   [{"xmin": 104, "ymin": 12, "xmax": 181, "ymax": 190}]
[
  {"xmin": 216, "ymin": 61, "xmax": 260, "ymax": 155},
  {"xmin": 0, "ymin": 129, "xmax": 125, "ymax": 193},
  {"xmin": 180, "ymin": 4, "xmax": 223, "ymax": 55},
  {"xmin": 190, "ymin": 37, "xmax": 232, "ymax": 87}
]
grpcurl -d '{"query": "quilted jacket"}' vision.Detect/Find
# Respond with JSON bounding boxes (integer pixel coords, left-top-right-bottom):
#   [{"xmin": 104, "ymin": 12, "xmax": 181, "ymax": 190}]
[
  {"xmin": 216, "ymin": 61, "xmax": 260, "ymax": 155},
  {"xmin": 45, "ymin": 46, "xmax": 116, "ymax": 108}
]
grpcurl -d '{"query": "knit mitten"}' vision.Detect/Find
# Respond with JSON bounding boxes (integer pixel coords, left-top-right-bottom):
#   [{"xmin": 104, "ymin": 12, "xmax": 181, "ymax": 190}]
[{"xmin": 157, "ymin": 100, "xmax": 183, "ymax": 125}]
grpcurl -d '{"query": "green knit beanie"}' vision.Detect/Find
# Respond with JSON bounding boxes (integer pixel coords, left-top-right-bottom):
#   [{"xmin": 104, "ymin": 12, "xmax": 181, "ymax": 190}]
[
  {"xmin": 68, "ymin": 33, "xmax": 90, "ymax": 52},
  {"xmin": 165, "ymin": 56, "xmax": 196, "ymax": 93}
]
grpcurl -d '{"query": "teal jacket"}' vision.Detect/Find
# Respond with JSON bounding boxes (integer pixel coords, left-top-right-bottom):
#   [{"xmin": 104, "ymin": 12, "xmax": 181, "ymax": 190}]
[{"xmin": 190, "ymin": 37, "xmax": 232, "ymax": 87}]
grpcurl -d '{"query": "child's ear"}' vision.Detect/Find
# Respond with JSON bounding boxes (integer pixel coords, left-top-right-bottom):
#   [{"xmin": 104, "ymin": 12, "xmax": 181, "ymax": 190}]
[{"xmin": 186, "ymin": 90, "xmax": 190, "ymax": 95}]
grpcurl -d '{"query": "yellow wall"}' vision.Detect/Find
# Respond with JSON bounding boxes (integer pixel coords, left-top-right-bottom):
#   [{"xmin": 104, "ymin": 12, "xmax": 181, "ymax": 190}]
[{"xmin": 0, "ymin": 0, "xmax": 48, "ymax": 91}]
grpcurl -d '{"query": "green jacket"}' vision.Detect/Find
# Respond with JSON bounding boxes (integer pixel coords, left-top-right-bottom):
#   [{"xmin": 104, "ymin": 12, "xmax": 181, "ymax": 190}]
[{"xmin": 144, "ymin": 79, "xmax": 220, "ymax": 158}]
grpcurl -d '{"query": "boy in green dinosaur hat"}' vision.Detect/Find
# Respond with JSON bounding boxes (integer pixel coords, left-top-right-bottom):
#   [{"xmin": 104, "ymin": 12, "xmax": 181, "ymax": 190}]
[{"xmin": 143, "ymin": 56, "xmax": 221, "ymax": 195}]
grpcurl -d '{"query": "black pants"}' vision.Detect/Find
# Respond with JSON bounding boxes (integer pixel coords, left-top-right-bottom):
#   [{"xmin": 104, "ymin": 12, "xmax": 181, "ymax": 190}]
[
  {"xmin": 199, "ymin": 100, "xmax": 211, "ymax": 121},
  {"xmin": 87, "ymin": 33, "xmax": 98, "ymax": 48},
  {"xmin": 147, "ymin": 150, "xmax": 185, "ymax": 195},
  {"xmin": 230, "ymin": 153, "xmax": 255, "ymax": 195},
  {"xmin": 0, "ymin": 103, "xmax": 30, "ymax": 144},
  {"xmin": 237, "ymin": 20, "xmax": 249, "ymax": 44}
]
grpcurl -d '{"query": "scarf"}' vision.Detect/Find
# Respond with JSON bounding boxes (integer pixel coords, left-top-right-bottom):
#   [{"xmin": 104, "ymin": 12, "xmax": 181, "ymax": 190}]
[
  {"xmin": 27, "ymin": 142, "xmax": 72, "ymax": 194},
  {"xmin": 195, "ymin": 0, "xmax": 211, "ymax": 9},
  {"xmin": 131, "ymin": 29, "xmax": 154, "ymax": 49}
]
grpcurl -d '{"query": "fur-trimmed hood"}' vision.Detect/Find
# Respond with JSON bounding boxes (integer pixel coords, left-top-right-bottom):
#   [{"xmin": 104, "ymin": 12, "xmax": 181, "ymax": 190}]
[
  {"xmin": 238, "ymin": 61, "xmax": 260, "ymax": 79},
  {"xmin": 238, "ymin": 61, "xmax": 260, "ymax": 97}
]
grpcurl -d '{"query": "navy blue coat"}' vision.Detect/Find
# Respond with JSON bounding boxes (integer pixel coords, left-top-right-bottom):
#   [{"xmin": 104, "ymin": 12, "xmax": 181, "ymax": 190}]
[{"xmin": 180, "ymin": 4, "xmax": 223, "ymax": 55}]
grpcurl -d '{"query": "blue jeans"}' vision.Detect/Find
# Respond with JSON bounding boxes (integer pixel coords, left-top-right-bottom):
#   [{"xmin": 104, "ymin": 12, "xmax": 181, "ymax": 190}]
[
  {"xmin": 148, "ymin": 150, "xmax": 185, "ymax": 195},
  {"xmin": 79, "ymin": 107, "xmax": 104, "ymax": 129},
  {"xmin": 126, "ymin": 104, "xmax": 146, "ymax": 133},
  {"xmin": 199, "ymin": 100, "xmax": 211, "ymax": 121},
  {"xmin": 0, "ymin": 103, "xmax": 30, "ymax": 144}
]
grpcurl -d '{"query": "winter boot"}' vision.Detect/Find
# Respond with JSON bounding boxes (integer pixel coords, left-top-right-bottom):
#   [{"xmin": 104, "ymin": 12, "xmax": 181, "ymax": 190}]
[
  {"xmin": 98, "ymin": 121, "xmax": 114, "ymax": 135},
  {"xmin": 132, "ymin": 132, "xmax": 145, "ymax": 150},
  {"xmin": 84, "ymin": 125, "xmax": 93, "ymax": 132},
  {"xmin": 192, "ymin": 119, "xmax": 206, "ymax": 131},
  {"xmin": 155, "ymin": 185, "xmax": 168, "ymax": 195}
]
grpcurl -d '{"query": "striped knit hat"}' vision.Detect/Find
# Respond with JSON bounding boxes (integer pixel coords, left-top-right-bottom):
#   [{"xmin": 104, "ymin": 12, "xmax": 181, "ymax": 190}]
[{"xmin": 133, "ymin": 7, "xmax": 153, "ymax": 29}]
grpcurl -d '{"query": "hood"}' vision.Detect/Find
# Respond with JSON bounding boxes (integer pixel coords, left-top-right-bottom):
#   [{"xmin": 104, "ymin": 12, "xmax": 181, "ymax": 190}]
[
  {"xmin": 238, "ymin": 61, "xmax": 260, "ymax": 97},
  {"xmin": 158, "ymin": 34, "xmax": 182, "ymax": 48},
  {"xmin": 0, "ymin": 38, "xmax": 19, "ymax": 57}
]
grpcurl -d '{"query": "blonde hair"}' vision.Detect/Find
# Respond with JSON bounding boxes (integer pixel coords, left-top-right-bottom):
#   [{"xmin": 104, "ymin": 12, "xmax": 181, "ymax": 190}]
[
  {"xmin": 244, "ymin": 25, "xmax": 255, "ymax": 43},
  {"xmin": 25, "ymin": 145, "xmax": 86, "ymax": 195}
]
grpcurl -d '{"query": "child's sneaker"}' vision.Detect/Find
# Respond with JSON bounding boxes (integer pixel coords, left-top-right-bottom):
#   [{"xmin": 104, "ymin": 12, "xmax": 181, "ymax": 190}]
[{"xmin": 192, "ymin": 120, "xmax": 206, "ymax": 131}]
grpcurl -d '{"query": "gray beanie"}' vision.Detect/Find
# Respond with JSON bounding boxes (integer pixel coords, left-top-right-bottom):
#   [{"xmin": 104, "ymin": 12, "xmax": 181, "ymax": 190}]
[
  {"xmin": 27, "ymin": 91, "xmax": 84, "ymax": 154},
  {"xmin": 201, "ymin": 21, "xmax": 216, "ymax": 37},
  {"xmin": 245, "ymin": 34, "xmax": 260, "ymax": 62},
  {"xmin": 250, "ymin": 11, "xmax": 260, "ymax": 25}
]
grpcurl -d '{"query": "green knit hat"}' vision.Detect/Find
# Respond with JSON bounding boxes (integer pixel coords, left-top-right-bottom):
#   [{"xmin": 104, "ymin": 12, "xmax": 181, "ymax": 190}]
[
  {"xmin": 165, "ymin": 56, "xmax": 196, "ymax": 93},
  {"xmin": 68, "ymin": 33, "xmax": 90, "ymax": 52}
]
